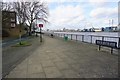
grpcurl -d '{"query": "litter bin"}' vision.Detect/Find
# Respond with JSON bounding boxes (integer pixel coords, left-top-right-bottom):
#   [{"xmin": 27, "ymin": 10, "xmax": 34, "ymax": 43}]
[{"xmin": 64, "ymin": 36, "xmax": 68, "ymax": 41}]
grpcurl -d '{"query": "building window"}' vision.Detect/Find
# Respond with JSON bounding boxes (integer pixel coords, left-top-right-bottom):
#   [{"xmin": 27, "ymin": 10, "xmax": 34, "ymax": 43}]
[
  {"xmin": 11, "ymin": 18, "xmax": 15, "ymax": 22},
  {"xmin": 11, "ymin": 23, "xmax": 15, "ymax": 27},
  {"xmin": 10, "ymin": 13, "xmax": 15, "ymax": 17}
]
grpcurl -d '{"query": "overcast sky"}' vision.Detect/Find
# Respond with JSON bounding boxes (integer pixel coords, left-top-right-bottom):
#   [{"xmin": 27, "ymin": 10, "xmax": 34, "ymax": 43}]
[
  {"xmin": 45, "ymin": 0, "xmax": 119, "ymax": 30},
  {"xmin": 3, "ymin": 0, "xmax": 120, "ymax": 30}
]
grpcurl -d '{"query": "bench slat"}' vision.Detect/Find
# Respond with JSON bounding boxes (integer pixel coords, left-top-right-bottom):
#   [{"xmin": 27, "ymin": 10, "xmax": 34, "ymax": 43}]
[{"xmin": 96, "ymin": 40, "xmax": 117, "ymax": 49}]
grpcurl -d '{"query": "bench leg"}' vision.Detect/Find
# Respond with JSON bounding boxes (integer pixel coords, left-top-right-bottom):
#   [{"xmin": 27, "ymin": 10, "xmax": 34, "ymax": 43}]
[
  {"xmin": 98, "ymin": 45, "xmax": 101, "ymax": 51},
  {"xmin": 111, "ymin": 48, "xmax": 113, "ymax": 54}
]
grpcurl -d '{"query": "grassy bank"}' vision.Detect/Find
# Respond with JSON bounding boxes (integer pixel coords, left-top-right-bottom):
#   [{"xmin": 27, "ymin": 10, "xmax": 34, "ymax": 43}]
[{"xmin": 12, "ymin": 41, "xmax": 32, "ymax": 47}]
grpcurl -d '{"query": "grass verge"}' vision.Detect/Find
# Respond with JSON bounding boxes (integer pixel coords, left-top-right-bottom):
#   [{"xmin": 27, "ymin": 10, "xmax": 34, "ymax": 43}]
[{"xmin": 12, "ymin": 41, "xmax": 32, "ymax": 47}]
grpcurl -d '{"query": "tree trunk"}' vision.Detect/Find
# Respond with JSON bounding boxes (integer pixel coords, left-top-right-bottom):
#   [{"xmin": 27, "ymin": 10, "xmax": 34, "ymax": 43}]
[
  {"xmin": 19, "ymin": 23, "xmax": 22, "ymax": 45},
  {"xmin": 29, "ymin": 27, "xmax": 31, "ymax": 36},
  {"xmin": 29, "ymin": 24, "xmax": 32, "ymax": 36}
]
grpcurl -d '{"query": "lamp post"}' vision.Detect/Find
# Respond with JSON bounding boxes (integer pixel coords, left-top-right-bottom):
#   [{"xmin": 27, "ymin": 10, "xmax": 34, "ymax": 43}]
[
  {"xmin": 36, "ymin": 18, "xmax": 38, "ymax": 37},
  {"xmin": 40, "ymin": 25, "xmax": 42, "ymax": 42},
  {"xmin": 39, "ymin": 24, "xmax": 43, "ymax": 42},
  {"xmin": 37, "ymin": 17, "xmax": 44, "ymax": 42}
]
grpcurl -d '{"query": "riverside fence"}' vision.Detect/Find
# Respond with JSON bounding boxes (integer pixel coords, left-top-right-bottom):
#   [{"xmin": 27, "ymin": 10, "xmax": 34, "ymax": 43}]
[{"xmin": 46, "ymin": 32, "xmax": 120, "ymax": 49}]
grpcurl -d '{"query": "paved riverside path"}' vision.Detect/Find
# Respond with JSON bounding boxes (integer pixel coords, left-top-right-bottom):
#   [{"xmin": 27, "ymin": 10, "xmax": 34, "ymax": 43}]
[
  {"xmin": 2, "ymin": 36, "xmax": 42, "ymax": 78},
  {"xmin": 5, "ymin": 35, "xmax": 118, "ymax": 78}
]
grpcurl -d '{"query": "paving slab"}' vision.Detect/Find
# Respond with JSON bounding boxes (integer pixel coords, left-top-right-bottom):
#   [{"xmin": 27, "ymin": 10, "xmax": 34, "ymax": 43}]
[
  {"xmin": 27, "ymin": 72, "xmax": 46, "ymax": 78},
  {"xmin": 54, "ymin": 61, "xmax": 71, "ymax": 70},
  {"xmin": 5, "ymin": 35, "xmax": 118, "ymax": 78},
  {"xmin": 44, "ymin": 67, "xmax": 63, "ymax": 78},
  {"xmin": 61, "ymin": 69, "xmax": 79, "ymax": 78},
  {"xmin": 41, "ymin": 60, "xmax": 56, "ymax": 68}
]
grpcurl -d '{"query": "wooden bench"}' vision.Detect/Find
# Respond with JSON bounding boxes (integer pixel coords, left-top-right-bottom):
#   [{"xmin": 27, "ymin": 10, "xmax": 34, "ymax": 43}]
[{"xmin": 96, "ymin": 40, "xmax": 118, "ymax": 54}]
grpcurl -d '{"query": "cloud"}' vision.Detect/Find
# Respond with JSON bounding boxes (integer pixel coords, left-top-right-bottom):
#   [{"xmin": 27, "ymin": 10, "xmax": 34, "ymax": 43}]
[
  {"xmin": 86, "ymin": 0, "xmax": 118, "ymax": 28},
  {"xmin": 89, "ymin": 0, "xmax": 119, "ymax": 3},
  {"xmin": 43, "ymin": 0, "xmax": 119, "ymax": 3},
  {"xmin": 3, "ymin": 0, "xmax": 89, "ymax": 3},
  {"xmin": 89, "ymin": 18, "xmax": 118, "ymax": 28},
  {"xmin": 89, "ymin": 0, "xmax": 108, "ymax": 7},
  {"xmin": 47, "ymin": 4, "xmax": 85, "ymax": 29},
  {"xmin": 42, "ymin": 0, "xmax": 88, "ymax": 3},
  {"xmin": 46, "ymin": 1, "xmax": 118, "ymax": 30},
  {"xmin": 88, "ymin": 6, "xmax": 118, "ymax": 28},
  {"xmin": 90, "ymin": 7, "xmax": 118, "ymax": 19},
  {"xmin": 88, "ymin": 0, "xmax": 119, "ymax": 8}
]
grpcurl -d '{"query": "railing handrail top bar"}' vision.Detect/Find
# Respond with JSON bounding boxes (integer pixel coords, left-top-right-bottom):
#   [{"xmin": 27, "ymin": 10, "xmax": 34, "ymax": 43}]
[{"xmin": 54, "ymin": 33, "xmax": 120, "ymax": 38}]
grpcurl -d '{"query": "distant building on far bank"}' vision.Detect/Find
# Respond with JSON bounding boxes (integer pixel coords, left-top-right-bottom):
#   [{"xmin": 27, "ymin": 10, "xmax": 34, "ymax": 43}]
[
  {"xmin": 94, "ymin": 28, "xmax": 102, "ymax": 32},
  {"xmin": 2, "ymin": 11, "xmax": 16, "ymax": 29},
  {"xmin": 89, "ymin": 28, "xmax": 95, "ymax": 32},
  {"xmin": 104, "ymin": 26, "xmax": 118, "ymax": 32}
]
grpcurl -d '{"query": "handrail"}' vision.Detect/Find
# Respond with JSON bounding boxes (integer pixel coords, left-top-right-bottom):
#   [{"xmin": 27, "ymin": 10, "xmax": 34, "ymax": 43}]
[
  {"xmin": 53, "ymin": 32, "xmax": 120, "ymax": 48},
  {"xmin": 54, "ymin": 33, "xmax": 120, "ymax": 38}
]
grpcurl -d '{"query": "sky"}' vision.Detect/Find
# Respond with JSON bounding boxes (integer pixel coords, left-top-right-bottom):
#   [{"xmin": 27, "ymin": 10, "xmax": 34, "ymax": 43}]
[
  {"xmin": 3, "ymin": 0, "xmax": 120, "ymax": 30},
  {"xmin": 43, "ymin": 0, "xmax": 119, "ymax": 30}
]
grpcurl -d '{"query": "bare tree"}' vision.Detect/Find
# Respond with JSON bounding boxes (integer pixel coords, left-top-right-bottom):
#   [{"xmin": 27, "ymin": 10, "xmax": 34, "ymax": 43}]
[
  {"xmin": 1, "ymin": 2, "xmax": 13, "ymax": 11},
  {"xmin": 12, "ymin": 2, "xmax": 28, "ymax": 44},
  {"xmin": 25, "ymin": 1, "xmax": 49, "ymax": 36},
  {"xmin": 13, "ymin": 2, "xmax": 27, "ymax": 26},
  {"xmin": 1, "ymin": 1, "xmax": 49, "ymax": 37}
]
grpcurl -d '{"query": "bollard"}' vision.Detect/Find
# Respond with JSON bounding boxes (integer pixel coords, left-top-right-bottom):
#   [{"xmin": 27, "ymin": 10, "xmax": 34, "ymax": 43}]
[{"xmin": 64, "ymin": 36, "xmax": 68, "ymax": 41}]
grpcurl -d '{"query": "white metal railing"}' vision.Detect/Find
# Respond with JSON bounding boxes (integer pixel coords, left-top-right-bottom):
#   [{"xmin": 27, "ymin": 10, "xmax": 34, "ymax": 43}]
[{"xmin": 51, "ymin": 33, "xmax": 120, "ymax": 49}]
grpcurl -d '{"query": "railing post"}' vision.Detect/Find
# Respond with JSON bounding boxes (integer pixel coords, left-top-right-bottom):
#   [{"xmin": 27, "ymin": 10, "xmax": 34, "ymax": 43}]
[
  {"xmin": 118, "ymin": 38, "xmax": 120, "ymax": 48},
  {"xmin": 71, "ymin": 34, "xmax": 72, "ymax": 40},
  {"xmin": 64, "ymin": 34, "xmax": 65, "ymax": 37},
  {"xmin": 67, "ymin": 34, "xmax": 68, "ymax": 37},
  {"xmin": 102, "ymin": 36, "xmax": 104, "ymax": 41},
  {"xmin": 91, "ymin": 35, "xmax": 92, "ymax": 44},
  {"xmin": 76, "ymin": 35, "xmax": 77, "ymax": 41},
  {"xmin": 82, "ymin": 35, "xmax": 84, "ymax": 42}
]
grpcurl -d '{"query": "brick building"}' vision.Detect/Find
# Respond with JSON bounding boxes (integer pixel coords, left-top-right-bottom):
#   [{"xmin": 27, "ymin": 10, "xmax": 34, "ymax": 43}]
[{"xmin": 2, "ymin": 11, "xmax": 16, "ymax": 29}]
